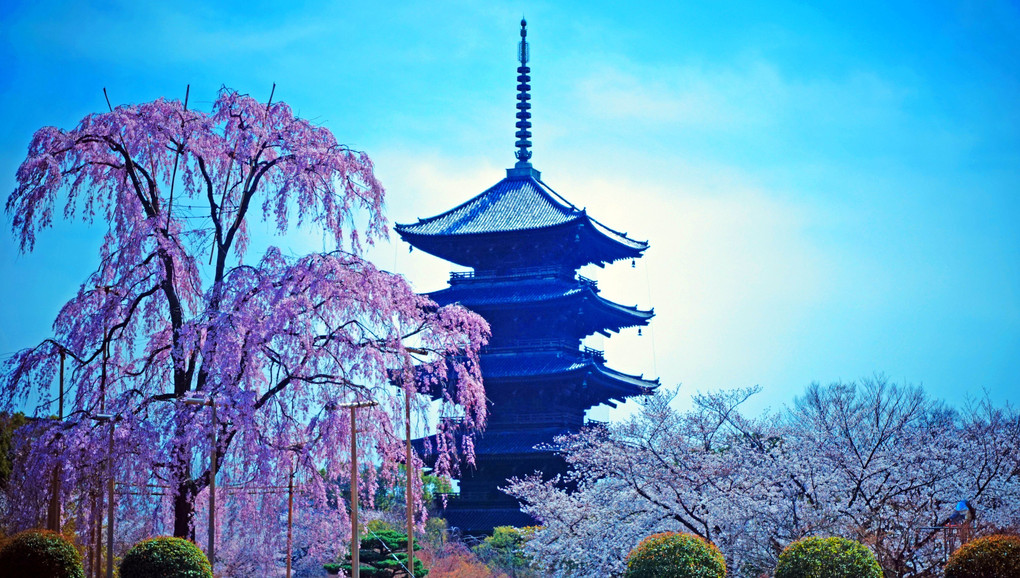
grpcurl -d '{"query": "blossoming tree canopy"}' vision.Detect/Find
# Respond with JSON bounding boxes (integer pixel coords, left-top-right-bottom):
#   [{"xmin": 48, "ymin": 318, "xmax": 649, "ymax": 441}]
[{"xmin": 2, "ymin": 89, "xmax": 489, "ymax": 555}]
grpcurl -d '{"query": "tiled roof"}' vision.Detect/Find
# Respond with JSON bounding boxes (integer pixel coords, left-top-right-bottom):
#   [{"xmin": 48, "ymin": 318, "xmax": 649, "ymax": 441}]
[
  {"xmin": 395, "ymin": 172, "xmax": 647, "ymax": 251},
  {"xmin": 429, "ymin": 277, "xmax": 654, "ymax": 325},
  {"xmin": 397, "ymin": 176, "xmax": 578, "ymax": 235},
  {"xmin": 430, "ymin": 277, "xmax": 584, "ymax": 307},
  {"xmin": 480, "ymin": 350, "xmax": 658, "ymax": 391},
  {"xmin": 481, "ymin": 350, "xmax": 588, "ymax": 378}
]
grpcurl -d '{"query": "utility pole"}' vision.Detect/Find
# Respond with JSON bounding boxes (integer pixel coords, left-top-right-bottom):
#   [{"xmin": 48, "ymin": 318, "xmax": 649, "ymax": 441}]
[
  {"xmin": 405, "ymin": 386, "xmax": 415, "ymax": 577},
  {"xmin": 47, "ymin": 349, "xmax": 65, "ymax": 531},
  {"xmin": 340, "ymin": 400, "xmax": 378, "ymax": 578},
  {"xmin": 95, "ymin": 284, "xmax": 114, "ymax": 578},
  {"xmin": 91, "ymin": 414, "xmax": 115, "ymax": 578},
  {"xmin": 105, "ymin": 420, "xmax": 115, "ymax": 578},
  {"xmin": 183, "ymin": 395, "xmax": 218, "ymax": 572},
  {"xmin": 404, "ymin": 346, "xmax": 427, "ymax": 577},
  {"xmin": 286, "ymin": 460, "xmax": 295, "ymax": 578}
]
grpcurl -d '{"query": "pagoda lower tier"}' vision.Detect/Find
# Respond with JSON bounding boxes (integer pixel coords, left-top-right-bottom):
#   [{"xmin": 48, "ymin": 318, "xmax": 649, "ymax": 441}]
[
  {"xmin": 437, "ymin": 434, "xmax": 570, "ymax": 534},
  {"xmin": 416, "ymin": 346, "xmax": 657, "ymax": 535}
]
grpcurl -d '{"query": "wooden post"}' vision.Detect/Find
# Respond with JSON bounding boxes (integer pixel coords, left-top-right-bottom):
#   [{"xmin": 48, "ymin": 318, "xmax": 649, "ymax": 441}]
[
  {"xmin": 59, "ymin": 349, "xmax": 65, "ymax": 419},
  {"xmin": 182, "ymin": 395, "xmax": 217, "ymax": 571},
  {"xmin": 93, "ymin": 491, "xmax": 103, "ymax": 578},
  {"xmin": 47, "ymin": 350, "xmax": 65, "ymax": 531},
  {"xmin": 286, "ymin": 463, "xmax": 294, "ymax": 578},
  {"xmin": 106, "ymin": 422, "xmax": 115, "ymax": 578},
  {"xmin": 96, "ymin": 334, "xmax": 107, "ymax": 577},
  {"xmin": 340, "ymin": 399, "xmax": 377, "ymax": 578},
  {"xmin": 86, "ymin": 492, "xmax": 95, "ymax": 577},
  {"xmin": 350, "ymin": 407, "xmax": 360, "ymax": 578},
  {"xmin": 405, "ymin": 387, "xmax": 415, "ymax": 577},
  {"xmin": 209, "ymin": 399, "xmax": 216, "ymax": 573}
]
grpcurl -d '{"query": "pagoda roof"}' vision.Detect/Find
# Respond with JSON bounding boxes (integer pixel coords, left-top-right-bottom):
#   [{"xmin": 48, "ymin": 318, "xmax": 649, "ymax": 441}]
[
  {"xmin": 479, "ymin": 348, "xmax": 658, "ymax": 405},
  {"xmin": 395, "ymin": 167, "xmax": 647, "ymax": 267},
  {"xmin": 429, "ymin": 276, "xmax": 653, "ymax": 334}
]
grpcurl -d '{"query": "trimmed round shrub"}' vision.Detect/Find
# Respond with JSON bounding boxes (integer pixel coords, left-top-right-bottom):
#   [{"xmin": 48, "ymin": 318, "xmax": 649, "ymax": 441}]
[
  {"xmin": 775, "ymin": 536, "xmax": 882, "ymax": 578},
  {"xmin": 119, "ymin": 536, "xmax": 212, "ymax": 578},
  {"xmin": 0, "ymin": 529, "xmax": 84, "ymax": 578},
  {"xmin": 624, "ymin": 532, "xmax": 726, "ymax": 578},
  {"xmin": 945, "ymin": 534, "xmax": 1020, "ymax": 578}
]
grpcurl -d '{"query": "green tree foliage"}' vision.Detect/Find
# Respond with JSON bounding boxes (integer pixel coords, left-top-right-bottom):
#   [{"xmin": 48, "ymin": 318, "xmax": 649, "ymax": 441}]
[
  {"xmin": 624, "ymin": 532, "xmax": 726, "ymax": 578},
  {"xmin": 945, "ymin": 534, "xmax": 1020, "ymax": 578},
  {"xmin": 472, "ymin": 525, "xmax": 539, "ymax": 577},
  {"xmin": 119, "ymin": 536, "xmax": 212, "ymax": 578},
  {"xmin": 0, "ymin": 528, "xmax": 84, "ymax": 578},
  {"xmin": 328, "ymin": 530, "xmax": 428, "ymax": 577},
  {"xmin": 373, "ymin": 465, "xmax": 454, "ymax": 511},
  {"xmin": 774, "ymin": 536, "xmax": 882, "ymax": 578},
  {"xmin": 0, "ymin": 412, "xmax": 28, "ymax": 491}
]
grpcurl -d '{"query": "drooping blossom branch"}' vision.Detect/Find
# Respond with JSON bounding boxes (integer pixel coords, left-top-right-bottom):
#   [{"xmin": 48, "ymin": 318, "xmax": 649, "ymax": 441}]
[{"xmin": 3, "ymin": 88, "xmax": 489, "ymax": 573}]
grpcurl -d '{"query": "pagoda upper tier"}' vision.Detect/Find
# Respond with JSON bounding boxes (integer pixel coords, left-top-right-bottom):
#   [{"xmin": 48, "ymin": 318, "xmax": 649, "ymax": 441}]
[{"xmin": 395, "ymin": 166, "xmax": 647, "ymax": 272}]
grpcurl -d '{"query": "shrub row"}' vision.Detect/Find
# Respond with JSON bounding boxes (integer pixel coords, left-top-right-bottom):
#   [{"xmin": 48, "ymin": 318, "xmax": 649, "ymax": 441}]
[
  {"xmin": 0, "ymin": 530, "xmax": 211, "ymax": 578},
  {"xmin": 623, "ymin": 531, "xmax": 1020, "ymax": 578},
  {"xmin": 3, "ymin": 525, "xmax": 1017, "ymax": 577}
]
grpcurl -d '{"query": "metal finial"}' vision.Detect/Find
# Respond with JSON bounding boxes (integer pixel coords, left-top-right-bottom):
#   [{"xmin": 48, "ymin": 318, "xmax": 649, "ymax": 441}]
[{"xmin": 514, "ymin": 18, "xmax": 533, "ymax": 167}]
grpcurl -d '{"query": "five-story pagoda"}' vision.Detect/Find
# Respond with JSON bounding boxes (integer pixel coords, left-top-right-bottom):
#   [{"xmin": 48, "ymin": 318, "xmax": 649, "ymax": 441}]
[{"xmin": 396, "ymin": 20, "xmax": 657, "ymax": 535}]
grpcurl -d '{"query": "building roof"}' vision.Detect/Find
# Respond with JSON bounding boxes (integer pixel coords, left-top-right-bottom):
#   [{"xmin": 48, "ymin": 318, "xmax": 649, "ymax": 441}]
[
  {"xmin": 395, "ymin": 168, "xmax": 648, "ymax": 268},
  {"xmin": 428, "ymin": 276, "xmax": 653, "ymax": 335},
  {"xmin": 480, "ymin": 348, "xmax": 658, "ymax": 399},
  {"xmin": 398, "ymin": 172, "xmax": 579, "ymax": 236}
]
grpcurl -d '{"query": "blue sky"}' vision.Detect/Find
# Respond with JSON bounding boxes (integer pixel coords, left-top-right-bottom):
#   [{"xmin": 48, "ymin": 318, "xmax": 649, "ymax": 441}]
[{"xmin": 1, "ymin": 0, "xmax": 1017, "ymax": 418}]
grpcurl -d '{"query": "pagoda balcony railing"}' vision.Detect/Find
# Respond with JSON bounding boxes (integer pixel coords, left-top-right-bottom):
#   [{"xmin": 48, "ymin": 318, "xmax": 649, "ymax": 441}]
[
  {"xmin": 484, "ymin": 337, "xmax": 569, "ymax": 351},
  {"xmin": 488, "ymin": 411, "xmax": 583, "ymax": 427},
  {"xmin": 449, "ymin": 265, "xmax": 573, "ymax": 284},
  {"xmin": 481, "ymin": 336, "xmax": 599, "ymax": 358},
  {"xmin": 482, "ymin": 339, "xmax": 605, "ymax": 362},
  {"xmin": 449, "ymin": 268, "xmax": 600, "ymax": 293},
  {"xmin": 479, "ymin": 342, "xmax": 599, "ymax": 364}
]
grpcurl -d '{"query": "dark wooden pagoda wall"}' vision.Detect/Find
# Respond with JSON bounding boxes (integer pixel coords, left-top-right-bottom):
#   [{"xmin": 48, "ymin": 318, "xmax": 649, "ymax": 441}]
[{"xmin": 438, "ymin": 270, "xmax": 614, "ymax": 535}]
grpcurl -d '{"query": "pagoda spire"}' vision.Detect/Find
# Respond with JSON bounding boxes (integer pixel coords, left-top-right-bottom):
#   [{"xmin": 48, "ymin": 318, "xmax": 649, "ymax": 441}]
[{"xmin": 514, "ymin": 18, "xmax": 533, "ymax": 168}]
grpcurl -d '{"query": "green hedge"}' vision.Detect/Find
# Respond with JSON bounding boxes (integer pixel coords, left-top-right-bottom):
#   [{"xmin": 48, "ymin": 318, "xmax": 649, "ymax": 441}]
[
  {"xmin": 119, "ymin": 536, "xmax": 212, "ymax": 578},
  {"xmin": 775, "ymin": 536, "xmax": 882, "ymax": 578},
  {"xmin": 0, "ymin": 529, "xmax": 84, "ymax": 578},
  {"xmin": 945, "ymin": 534, "xmax": 1020, "ymax": 578},
  {"xmin": 624, "ymin": 532, "xmax": 726, "ymax": 578}
]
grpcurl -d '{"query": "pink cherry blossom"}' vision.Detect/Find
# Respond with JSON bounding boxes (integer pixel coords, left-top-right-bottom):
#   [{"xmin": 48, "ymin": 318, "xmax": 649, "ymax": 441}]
[{"xmin": 3, "ymin": 88, "xmax": 489, "ymax": 575}]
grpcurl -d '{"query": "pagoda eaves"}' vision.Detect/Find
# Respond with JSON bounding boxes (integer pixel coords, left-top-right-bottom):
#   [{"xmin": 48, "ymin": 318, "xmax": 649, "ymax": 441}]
[
  {"xmin": 430, "ymin": 274, "xmax": 653, "ymax": 341},
  {"xmin": 395, "ymin": 169, "xmax": 647, "ymax": 270}
]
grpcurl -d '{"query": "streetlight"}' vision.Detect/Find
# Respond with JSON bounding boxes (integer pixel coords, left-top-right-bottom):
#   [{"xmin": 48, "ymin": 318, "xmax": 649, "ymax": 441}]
[
  {"xmin": 91, "ymin": 413, "xmax": 116, "ymax": 578},
  {"xmin": 183, "ymin": 394, "xmax": 219, "ymax": 573},
  {"xmin": 339, "ymin": 399, "xmax": 379, "ymax": 578}
]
